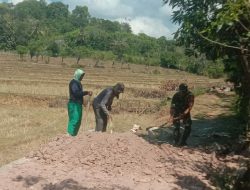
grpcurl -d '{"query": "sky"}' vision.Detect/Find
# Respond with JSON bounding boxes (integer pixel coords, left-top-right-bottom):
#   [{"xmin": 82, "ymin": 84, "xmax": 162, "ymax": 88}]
[{"xmin": 2, "ymin": 0, "xmax": 178, "ymax": 38}]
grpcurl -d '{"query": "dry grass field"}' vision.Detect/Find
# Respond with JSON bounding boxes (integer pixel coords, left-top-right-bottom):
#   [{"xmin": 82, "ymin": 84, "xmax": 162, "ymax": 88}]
[{"xmin": 0, "ymin": 52, "xmax": 226, "ymax": 166}]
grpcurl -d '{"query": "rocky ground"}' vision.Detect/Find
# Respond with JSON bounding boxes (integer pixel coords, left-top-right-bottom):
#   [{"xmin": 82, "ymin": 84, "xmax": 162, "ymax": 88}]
[{"xmin": 0, "ymin": 131, "xmax": 248, "ymax": 190}]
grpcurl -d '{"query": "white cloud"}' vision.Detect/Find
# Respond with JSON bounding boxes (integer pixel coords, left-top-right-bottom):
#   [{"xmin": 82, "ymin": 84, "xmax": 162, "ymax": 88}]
[
  {"xmin": 89, "ymin": 0, "xmax": 133, "ymax": 18},
  {"xmin": 9, "ymin": 0, "xmax": 23, "ymax": 4},
  {"xmin": 159, "ymin": 4, "xmax": 175, "ymax": 16},
  {"xmin": 60, "ymin": 0, "xmax": 133, "ymax": 18},
  {"xmin": 1, "ymin": 0, "xmax": 177, "ymax": 38},
  {"xmin": 64, "ymin": 0, "xmax": 119, "ymax": 10},
  {"xmin": 123, "ymin": 17, "xmax": 172, "ymax": 38},
  {"xmin": 91, "ymin": 0, "xmax": 119, "ymax": 9}
]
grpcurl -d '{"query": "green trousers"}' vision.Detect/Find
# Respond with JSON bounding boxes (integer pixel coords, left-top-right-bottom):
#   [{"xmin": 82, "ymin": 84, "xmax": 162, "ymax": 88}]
[{"xmin": 67, "ymin": 101, "xmax": 83, "ymax": 136}]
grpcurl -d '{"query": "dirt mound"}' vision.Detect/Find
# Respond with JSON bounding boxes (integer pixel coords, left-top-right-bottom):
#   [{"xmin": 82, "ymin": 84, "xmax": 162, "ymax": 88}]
[{"xmin": 0, "ymin": 132, "xmax": 246, "ymax": 190}]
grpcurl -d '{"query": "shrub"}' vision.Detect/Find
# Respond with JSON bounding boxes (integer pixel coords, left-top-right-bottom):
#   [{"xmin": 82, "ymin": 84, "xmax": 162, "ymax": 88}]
[{"xmin": 16, "ymin": 45, "xmax": 28, "ymax": 61}]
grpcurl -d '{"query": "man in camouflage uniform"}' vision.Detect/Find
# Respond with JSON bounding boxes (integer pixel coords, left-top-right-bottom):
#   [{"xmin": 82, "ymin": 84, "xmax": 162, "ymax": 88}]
[{"xmin": 169, "ymin": 83, "xmax": 194, "ymax": 146}]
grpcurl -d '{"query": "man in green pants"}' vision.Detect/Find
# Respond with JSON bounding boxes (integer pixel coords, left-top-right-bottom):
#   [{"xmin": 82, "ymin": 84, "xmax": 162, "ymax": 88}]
[{"xmin": 67, "ymin": 69, "xmax": 92, "ymax": 136}]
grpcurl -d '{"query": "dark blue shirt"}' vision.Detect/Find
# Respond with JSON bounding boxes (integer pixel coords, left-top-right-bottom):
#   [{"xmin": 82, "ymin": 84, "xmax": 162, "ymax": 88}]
[{"xmin": 69, "ymin": 79, "xmax": 88, "ymax": 104}]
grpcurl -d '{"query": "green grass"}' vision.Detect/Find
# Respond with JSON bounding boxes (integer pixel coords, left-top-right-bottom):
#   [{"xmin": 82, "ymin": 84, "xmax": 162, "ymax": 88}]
[{"xmin": 192, "ymin": 87, "xmax": 207, "ymax": 97}]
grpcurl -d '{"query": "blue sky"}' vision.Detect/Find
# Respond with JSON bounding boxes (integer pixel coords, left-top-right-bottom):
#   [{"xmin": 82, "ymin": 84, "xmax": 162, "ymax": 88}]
[{"xmin": 2, "ymin": 0, "xmax": 178, "ymax": 38}]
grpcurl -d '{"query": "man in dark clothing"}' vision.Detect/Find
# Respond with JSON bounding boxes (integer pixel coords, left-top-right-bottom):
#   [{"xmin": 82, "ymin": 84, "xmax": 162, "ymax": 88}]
[
  {"xmin": 67, "ymin": 69, "xmax": 92, "ymax": 136},
  {"xmin": 169, "ymin": 83, "xmax": 194, "ymax": 146},
  {"xmin": 93, "ymin": 83, "xmax": 125, "ymax": 132}
]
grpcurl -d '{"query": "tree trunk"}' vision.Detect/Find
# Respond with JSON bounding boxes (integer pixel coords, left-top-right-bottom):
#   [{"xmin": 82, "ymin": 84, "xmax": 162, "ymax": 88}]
[
  {"xmin": 20, "ymin": 54, "xmax": 23, "ymax": 61},
  {"xmin": 247, "ymin": 97, "xmax": 250, "ymax": 142},
  {"xmin": 45, "ymin": 56, "xmax": 50, "ymax": 64},
  {"xmin": 94, "ymin": 59, "xmax": 99, "ymax": 67},
  {"xmin": 76, "ymin": 56, "xmax": 80, "ymax": 64},
  {"xmin": 241, "ymin": 53, "xmax": 250, "ymax": 143},
  {"xmin": 246, "ymin": 77, "xmax": 250, "ymax": 143}
]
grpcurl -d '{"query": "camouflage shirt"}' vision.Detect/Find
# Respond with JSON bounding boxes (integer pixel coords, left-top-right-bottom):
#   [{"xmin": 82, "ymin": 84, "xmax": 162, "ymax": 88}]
[{"xmin": 171, "ymin": 91, "xmax": 194, "ymax": 115}]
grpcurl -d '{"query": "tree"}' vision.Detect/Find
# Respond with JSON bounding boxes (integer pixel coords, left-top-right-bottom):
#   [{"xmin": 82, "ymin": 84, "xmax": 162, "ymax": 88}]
[
  {"xmin": 46, "ymin": 2, "xmax": 69, "ymax": 19},
  {"xmin": 14, "ymin": 19, "xmax": 35, "ymax": 46},
  {"xmin": 0, "ymin": 2, "xmax": 13, "ymax": 15},
  {"xmin": 120, "ymin": 22, "xmax": 132, "ymax": 33},
  {"xmin": 93, "ymin": 51, "xmax": 105, "ymax": 67},
  {"xmin": 98, "ymin": 19, "xmax": 120, "ymax": 32},
  {"xmin": 111, "ymin": 39, "xmax": 128, "ymax": 62},
  {"xmin": 0, "ymin": 13, "xmax": 15, "ymax": 50},
  {"xmin": 73, "ymin": 46, "xmax": 90, "ymax": 64},
  {"xmin": 71, "ymin": 6, "xmax": 90, "ymax": 29},
  {"xmin": 59, "ymin": 45, "xmax": 73, "ymax": 64},
  {"xmin": 28, "ymin": 40, "xmax": 40, "ymax": 61},
  {"xmin": 46, "ymin": 41, "xmax": 60, "ymax": 57},
  {"xmin": 163, "ymin": 0, "xmax": 250, "ymax": 135},
  {"xmin": 46, "ymin": 2, "xmax": 72, "ymax": 34},
  {"xmin": 14, "ymin": 0, "xmax": 46, "ymax": 20}
]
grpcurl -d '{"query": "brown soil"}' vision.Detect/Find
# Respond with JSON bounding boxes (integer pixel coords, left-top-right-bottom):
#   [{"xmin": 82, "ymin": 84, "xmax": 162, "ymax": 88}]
[
  {"xmin": 0, "ymin": 94, "xmax": 68, "ymax": 108},
  {"xmin": 0, "ymin": 132, "xmax": 245, "ymax": 190}
]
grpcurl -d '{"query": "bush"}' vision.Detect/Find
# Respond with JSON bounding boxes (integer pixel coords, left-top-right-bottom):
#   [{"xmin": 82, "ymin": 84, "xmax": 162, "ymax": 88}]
[
  {"xmin": 160, "ymin": 54, "xmax": 178, "ymax": 68},
  {"xmin": 16, "ymin": 45, "xmax": 28, "ymax": 55},
  {"xmin": 16, "ymin": 45, "xmax": 28, "ymax": 60},
  {"xmin": 206, "ymin": 65, "xmax": 224, "ymax": 79},
  {"xmin": 47, "ymin": 42, "xmax": 60, "ymax": 57},
  {"xmin": 192, "ymin": 87, "xmax": 207, "ymax": 96}
]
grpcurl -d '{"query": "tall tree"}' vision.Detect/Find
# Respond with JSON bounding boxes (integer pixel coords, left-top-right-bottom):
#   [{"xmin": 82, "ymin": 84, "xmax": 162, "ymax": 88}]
[
  {"xmin": 46, "ymin": 2, "xmax": 69, "ymax": 19},
  {"xmin": 0, "ymin": 8, "xmax": 15, "ymax": 50},
  {"xmin": 111, "ymin": 39, "xmax": 128, "ymax": 62},
  {"xmin": 163, "ymin": 0, "xmax": 250, "ymax": 135},
  {"xmin": 120, "ymin": 22, "xmax": 132, "ymax": 33},
  {"xmin": 14, "ymin": 0, "xmax": 46, "ymax": 20},
  {"xmin": 71, "ymin": 6, "xmax": 90, "ymax": 29}
]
